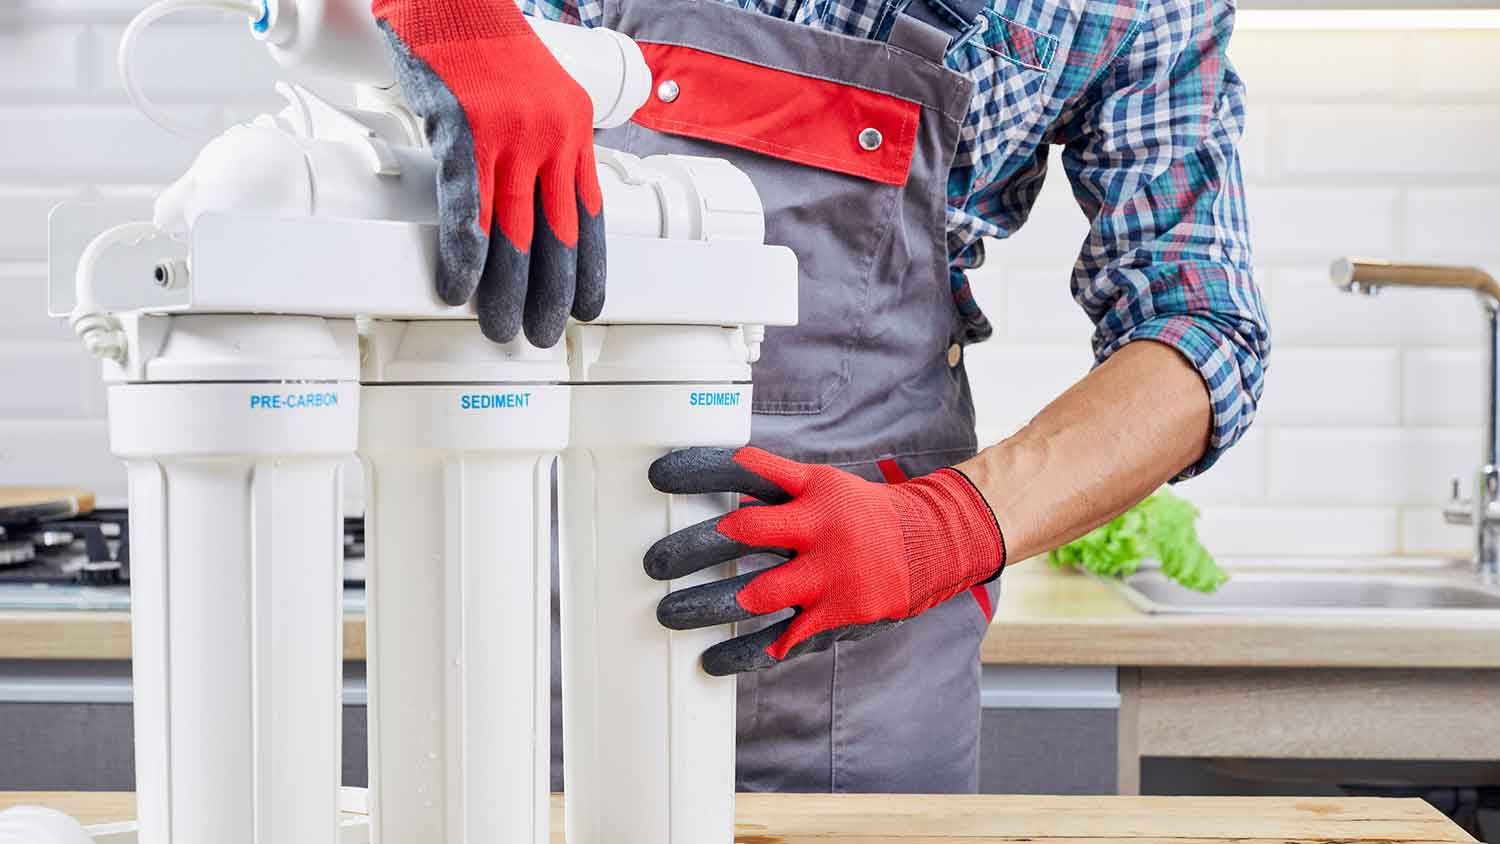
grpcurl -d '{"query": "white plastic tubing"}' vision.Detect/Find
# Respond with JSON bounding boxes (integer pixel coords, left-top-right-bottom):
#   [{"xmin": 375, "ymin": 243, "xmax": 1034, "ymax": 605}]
[
  {"xmin": 118, "ymin": 0, "xmax": 266, "ymax": 140},
  {"xmin": 119, "ymin": 0, "xmax": 651, "ymax": 140},
  {"xmin": 250, "ymin": 0, "xmax": 651, "ymax": 128}
]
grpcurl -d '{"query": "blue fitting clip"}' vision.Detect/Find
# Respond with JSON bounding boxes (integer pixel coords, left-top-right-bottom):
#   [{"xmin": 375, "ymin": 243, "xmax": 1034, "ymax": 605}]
[{"xmin": 252, "ymin": 0, "xmax": 271, "ymax": 33}]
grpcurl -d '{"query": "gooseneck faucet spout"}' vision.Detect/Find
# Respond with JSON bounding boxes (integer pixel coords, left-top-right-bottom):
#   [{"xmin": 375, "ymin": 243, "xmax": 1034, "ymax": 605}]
[{"xmin": 1332, "ymin": 258, "xmax": 1500, "ymax": 582}]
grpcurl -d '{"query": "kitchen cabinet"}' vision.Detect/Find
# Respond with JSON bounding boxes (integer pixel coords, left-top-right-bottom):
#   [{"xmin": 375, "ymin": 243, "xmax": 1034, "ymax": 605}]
[
  {"xmin": 984, "ymin": 565, "xmax": 1500, "ymax": 802},
  {"xmin": 0, "ymin": 659, "xmax": 370, "ymax": 791}
]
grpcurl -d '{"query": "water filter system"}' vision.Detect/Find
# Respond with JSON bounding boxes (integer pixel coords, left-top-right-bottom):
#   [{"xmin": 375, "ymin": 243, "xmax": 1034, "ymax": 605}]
[{"xmin": 31, "ymin": 1, "xmax": 799, "ymax": 842}]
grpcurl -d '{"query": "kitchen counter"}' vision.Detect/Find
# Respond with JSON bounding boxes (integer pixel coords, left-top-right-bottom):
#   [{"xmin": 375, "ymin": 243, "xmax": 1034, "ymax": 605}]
[
  {"xmin": 984, "ymin": 561, "xmax": 1500, "ymax": 669},
  {"xmin": 4, "ymin": 564, "xmax": 1500, "ymax": 798},
  {"xmin": 2, "ymin": 562, "xmax": 1499, "ymax": 668},
  {"xmin": 0, "ymin": 791, "xmax": 1475, "ymax": 843},
  {"xmin": 0, "ymin": 609, "xmax": 367, "ymax": 661}
]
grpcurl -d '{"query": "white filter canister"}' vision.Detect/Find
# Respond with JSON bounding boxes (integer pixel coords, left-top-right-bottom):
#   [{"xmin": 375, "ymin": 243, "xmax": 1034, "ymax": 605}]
[
  {"xmin": 107, "ymin": 315, "xmax": 358, "ymax": 844},
  {"xmin": 359, "ymin": 321, "xmax": 567, "ymax": 844},
  {"xmin": 562, "ymin": 323, "xmax": 749, "ymax": 844}
]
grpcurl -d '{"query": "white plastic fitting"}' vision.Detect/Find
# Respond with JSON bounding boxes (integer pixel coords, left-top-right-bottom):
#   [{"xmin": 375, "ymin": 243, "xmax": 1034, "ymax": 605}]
[
  {"xmin": 252, "ymin": 0, "xmax": 396, "ymax": 88},
  {"xmin": 251, "ymin": 1, "xmax": 651, "ymax": 128},
  {"xmin": 70, "ymin": 220, "xmax": 162, "ymax": 363}
]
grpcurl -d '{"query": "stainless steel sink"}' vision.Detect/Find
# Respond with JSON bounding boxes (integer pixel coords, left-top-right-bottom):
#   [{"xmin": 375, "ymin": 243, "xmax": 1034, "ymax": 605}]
[{"xmin": 1107, "ymin": 569, "xmax": 1500, "ymax": 615}]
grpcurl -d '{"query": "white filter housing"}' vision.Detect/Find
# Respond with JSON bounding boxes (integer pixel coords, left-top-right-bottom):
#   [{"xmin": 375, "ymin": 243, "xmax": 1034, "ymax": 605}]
[
  {"xmin": 108, "ymin": 314, "xmax": 358, "ymax": 844},
  {"xmin": 47, "ymin": 12, "xmax": 797, "ymax": 842},
  {"xmin": 359, "ymin": 322, "xmax": 566, "ymax": 844},
  {"xmin": 562, "ymin": 323, "xmax": 749, "ymax": 844}
]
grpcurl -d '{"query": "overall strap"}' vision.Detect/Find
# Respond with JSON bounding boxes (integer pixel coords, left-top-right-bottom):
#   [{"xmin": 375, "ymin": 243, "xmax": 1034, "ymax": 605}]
[{"xmin": 886, "ymin": 0, "xmax": 987, "ymax": 61}]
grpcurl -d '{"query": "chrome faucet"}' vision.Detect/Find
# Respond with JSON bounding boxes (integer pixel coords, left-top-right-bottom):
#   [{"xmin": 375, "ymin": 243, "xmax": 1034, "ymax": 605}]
[{"xmin": 1331, "ymin": 258, "xmax": 1500, "ymax": 582}]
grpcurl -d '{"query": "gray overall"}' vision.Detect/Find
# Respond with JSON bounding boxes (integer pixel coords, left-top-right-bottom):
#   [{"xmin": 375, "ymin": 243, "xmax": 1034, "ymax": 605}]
[{"xmin": 551, "ymin": 0, "xmax": 997, "ymax": 793}]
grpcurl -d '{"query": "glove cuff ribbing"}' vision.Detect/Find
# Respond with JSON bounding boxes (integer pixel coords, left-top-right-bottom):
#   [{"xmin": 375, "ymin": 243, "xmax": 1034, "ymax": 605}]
[
  {"xmin": 372, "ymin": 0, "xmax": 532, "ymax": 47},
  {"xmin": 893, "ymin": 467, "xmax": 1006, "ymax": 616}
]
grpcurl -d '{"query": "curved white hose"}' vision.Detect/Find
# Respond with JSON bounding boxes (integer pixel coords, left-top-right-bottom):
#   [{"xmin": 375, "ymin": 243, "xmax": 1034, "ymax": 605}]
[
  {"xmin": 71, "ymin": 221, "xmax": 164, "ymax": 363},
  {"xmin": 119, "ymin": 0, "xmax": 264, "ymax": 140}
]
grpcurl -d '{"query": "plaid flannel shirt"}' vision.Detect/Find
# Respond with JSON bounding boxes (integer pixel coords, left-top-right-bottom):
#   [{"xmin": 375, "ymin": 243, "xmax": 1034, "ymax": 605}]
[{"xmin": 522, "ymin": 0, "xmax": 1270, "ymax": 475}]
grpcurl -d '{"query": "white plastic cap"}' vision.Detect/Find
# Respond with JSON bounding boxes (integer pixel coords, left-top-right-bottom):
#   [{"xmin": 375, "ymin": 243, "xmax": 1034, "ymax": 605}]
[{"xmin": 0, "ymin": 806, "xmax": 94, "ymax": 844}]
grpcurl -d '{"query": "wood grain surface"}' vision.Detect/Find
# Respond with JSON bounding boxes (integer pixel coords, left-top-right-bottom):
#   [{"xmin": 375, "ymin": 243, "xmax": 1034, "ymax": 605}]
[
  {"xmin": 0, "ymin": 792, "xmax": 1474, "ymax": 842},
  {"xmin": 0, "ymin": 487, "xmax": 93, "ymax": 521},
  {"xmin": 0, "ymin": 613, "xmax": 365, "ymax": 660}
]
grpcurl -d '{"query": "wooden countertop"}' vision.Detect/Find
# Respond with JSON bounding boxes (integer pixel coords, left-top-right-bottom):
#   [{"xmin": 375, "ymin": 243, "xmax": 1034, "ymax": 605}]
[
  {"xmin": 0, "ymin": 792, "xmax": 1475, "ymax": 843},
  {"xmin": 4, "ymin": 563, "xmax": 1498, "ymax": 668},
  {"xmin": 982, "ymin": 562, "xmax": 1500, "ymax": 669},
  {"xmin": 0, "ymin": 611, "xmax": 367, "ymax": 661}
]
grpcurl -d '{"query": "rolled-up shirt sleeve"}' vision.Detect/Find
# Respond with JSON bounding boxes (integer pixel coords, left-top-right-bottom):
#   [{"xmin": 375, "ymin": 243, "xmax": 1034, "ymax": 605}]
[{"xmin": 1057, "ymin": 0, "xmax": 1269, "ymax": 478}]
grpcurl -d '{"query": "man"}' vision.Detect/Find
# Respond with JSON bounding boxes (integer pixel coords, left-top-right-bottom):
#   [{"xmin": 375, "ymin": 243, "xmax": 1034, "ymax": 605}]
[{"xmin": 371, "ymin": 0, "xmax": 1269, "ymax": 792}]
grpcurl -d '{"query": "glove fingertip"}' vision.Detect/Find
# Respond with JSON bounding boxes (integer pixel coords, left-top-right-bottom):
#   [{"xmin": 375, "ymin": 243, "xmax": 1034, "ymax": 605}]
[
  {"xmin": 656, "ymin": 569, "xmax": 761, "ymax": 627},
  {"xmin": 476, "ymin": 236, "xmax": 528, "ymax": 343},
  {"xmin": 435, "ymin": 258, "xmax": 479, "ymax": 308},
  {"xmin": 521, "ymin": 307, "xmax": 568, "ymax": 349},
  {"xmin": 647, "ymin": 447, "xmax": 737, "ymax": 494},
  {"xmin": 572, "ymin": 197, "xmax": 606, "ymax": 323},
  {"xmin": 523, "ymin": 193, "xmax": 576, "ymax": 349},
  {"xmin": 701, "ymin": 633, "xmax": 780, "ymax": 677},
  {"xmin": 642, "ymin": 529, "xmax": 692, "ymax": 581}
]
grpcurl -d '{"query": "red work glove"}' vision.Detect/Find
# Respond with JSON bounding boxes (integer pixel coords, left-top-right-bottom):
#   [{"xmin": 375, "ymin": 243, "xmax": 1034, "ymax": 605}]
[
  {"xmin": 372, "ymin": 0, "xmax": 605, "ymax": 346},
  {"xmin": 646, "ymin": 447, "xmax": 1006, "ymax": 676}
]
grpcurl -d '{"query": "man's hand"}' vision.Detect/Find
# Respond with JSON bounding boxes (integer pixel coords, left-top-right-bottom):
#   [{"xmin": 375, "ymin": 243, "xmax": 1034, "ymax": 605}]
[
  {"xmin": 373, "ymin": 0, "xmax": 605, "ymax": 346},
  {"xmin": 645, "ymin": 447, "xmax": 1006, "ymax": 676}
]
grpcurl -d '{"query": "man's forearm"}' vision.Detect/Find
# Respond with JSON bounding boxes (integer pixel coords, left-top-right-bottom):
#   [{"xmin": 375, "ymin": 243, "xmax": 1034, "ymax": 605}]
[{"xmin": 957, "ymin": 339, "xmax": 1213, "ymax": 564}]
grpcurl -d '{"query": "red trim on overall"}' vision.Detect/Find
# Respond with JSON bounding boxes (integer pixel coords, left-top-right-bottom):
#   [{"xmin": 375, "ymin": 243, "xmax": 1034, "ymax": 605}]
[
  {"xmin": 875, "ymin": 458, "xmax": 907, "ymax": 486},
  {"xmin": 874, "ymin": 458, "xmax": 994, "ymax": 622},
  {"xmin": 631, "ymin": 43, "xmax": 920, "ymax": 186}
]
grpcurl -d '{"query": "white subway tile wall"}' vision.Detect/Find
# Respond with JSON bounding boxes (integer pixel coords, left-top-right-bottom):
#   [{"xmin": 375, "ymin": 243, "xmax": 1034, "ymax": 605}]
[
  {"xmin": 0, "ymin": 12, "xmax": 1494, "ymax": 559},
  {"xmin": 978, "ymin": 26, "xmax": 1500, "ymax": 560}
]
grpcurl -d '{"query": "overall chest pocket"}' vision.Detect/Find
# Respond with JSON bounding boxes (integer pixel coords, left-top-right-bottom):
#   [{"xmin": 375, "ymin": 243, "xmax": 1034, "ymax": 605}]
[{"xmin": 612, "ymin": 42, "xmax": 922, "ymax": 415}]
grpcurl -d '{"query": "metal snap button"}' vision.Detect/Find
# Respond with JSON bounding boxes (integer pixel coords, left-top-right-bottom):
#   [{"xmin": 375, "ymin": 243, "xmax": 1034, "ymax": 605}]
[
  {"xmin": 947, "ymin": 343, "xmax": 962, "ymax": 368},
  {"xmin": 858, "ymin": 127, "xmax": 883, "ymax": 151},
  {"xmin": 656, "ymin": 80, "xmax": 680, "ymax": 103}
]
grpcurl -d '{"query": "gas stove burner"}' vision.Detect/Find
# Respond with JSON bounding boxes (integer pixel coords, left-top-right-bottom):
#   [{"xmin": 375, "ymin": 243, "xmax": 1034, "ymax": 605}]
[
  {"xmin": 78, "ymin": 558, "xmax": 126, "ymax": 585},
  {"xmin": 13, "ymin": 527, "xmax": 76, "ymax": 548},
  {"xmin": 343, "ymin": 516, "xmax": 366, "ymax": 586},
  {"xmin": 0, "ymin": 508, "xmax": 129, "ymax": 586},
  {"xmin": 0, "ymin": 540, "xmax": 37, "ymax": 567}
]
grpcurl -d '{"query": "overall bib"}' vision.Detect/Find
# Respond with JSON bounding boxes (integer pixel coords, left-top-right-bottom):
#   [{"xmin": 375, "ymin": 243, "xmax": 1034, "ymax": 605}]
[{"xmin": 553, "ymin": 0, "xmax": 999, "ymax": 793}]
